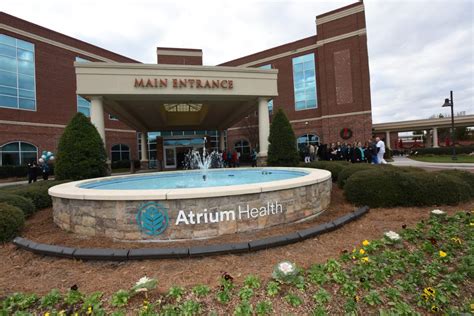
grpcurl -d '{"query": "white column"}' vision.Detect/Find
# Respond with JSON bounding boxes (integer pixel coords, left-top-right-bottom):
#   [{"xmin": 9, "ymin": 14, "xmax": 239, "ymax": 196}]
[
  {"xmin": 90, "ymin": 97, "xmax": 105, "ymax": 145},
  {"xmin": 258, "ymin": 97, "xmax": 270, "ymax": 156},
  {"xmin": 432, "ymin": 127, "xmax": 439, "ymax": 148},
  {"xmin": 385, "ymin": 131, "xmax": 391, "ymax": 149},
  {"xmin": 219, "ymin": 130, "xmax": 225, "ymax": 151},
  {"xmin": 140, "ymin": 132, "xmax": 148, "ymax": 161}
]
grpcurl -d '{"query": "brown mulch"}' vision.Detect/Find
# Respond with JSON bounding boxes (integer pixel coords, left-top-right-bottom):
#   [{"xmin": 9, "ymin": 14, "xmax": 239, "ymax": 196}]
[{"xmin": 0, "ymin": 187, "xmax": 472, "ymax": 297}]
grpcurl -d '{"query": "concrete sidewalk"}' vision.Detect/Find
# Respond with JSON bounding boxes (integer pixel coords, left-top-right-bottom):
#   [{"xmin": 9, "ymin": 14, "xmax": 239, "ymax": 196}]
[{"xmin": 390, "ymin": 156, "xmax": 474, "ymax": 170}]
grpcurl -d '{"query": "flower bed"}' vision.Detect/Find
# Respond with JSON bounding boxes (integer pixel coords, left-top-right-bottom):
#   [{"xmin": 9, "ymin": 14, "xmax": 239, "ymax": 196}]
[{"xmin": 2, "ymin": 210, "xmax": 472, "ymax": 314}]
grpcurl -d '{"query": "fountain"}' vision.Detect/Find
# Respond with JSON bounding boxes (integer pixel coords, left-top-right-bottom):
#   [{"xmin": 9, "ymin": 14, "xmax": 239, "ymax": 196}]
[{"xmin": 49, "ymin": 146, "xmax": 332, "ymax": 241}]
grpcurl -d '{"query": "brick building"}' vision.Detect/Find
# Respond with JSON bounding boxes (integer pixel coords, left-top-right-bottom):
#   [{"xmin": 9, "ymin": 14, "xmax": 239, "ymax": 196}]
[{"xmin": 0, "ymin": 1, "xmax": 372, "ymax": 168}]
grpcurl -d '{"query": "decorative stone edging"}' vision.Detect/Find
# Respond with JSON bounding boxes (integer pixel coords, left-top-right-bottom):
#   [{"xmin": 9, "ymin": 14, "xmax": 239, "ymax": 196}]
[{"xmin": 12, "ymin": 206, "xmax": 369, "ymax": 261}]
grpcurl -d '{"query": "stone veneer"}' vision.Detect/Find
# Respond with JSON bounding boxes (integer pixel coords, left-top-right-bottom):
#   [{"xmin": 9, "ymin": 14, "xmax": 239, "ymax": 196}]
[{"xmin": 52, "ymin": 179, "xmax": 331, "ymax": 241}]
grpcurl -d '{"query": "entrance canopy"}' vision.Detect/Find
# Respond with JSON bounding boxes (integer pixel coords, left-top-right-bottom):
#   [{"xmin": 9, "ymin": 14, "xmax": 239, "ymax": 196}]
[{"xmin": 75, "ymin": 63, "xmax": 278, "ymax": 131}]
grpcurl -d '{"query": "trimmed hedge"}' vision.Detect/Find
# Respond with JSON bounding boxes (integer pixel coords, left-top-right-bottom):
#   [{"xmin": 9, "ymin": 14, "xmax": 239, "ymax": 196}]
[
  {"xmin": 344, "ymin": 169, "xmax": 471, "ymax": 207},
  {"xmin": 111, "ymin": 159, "xmax": 141, "ymax": 170},
  {"xmin": 1, "ymin": 180, "xmax": 68, "ymax": 210},
  {"xmin": 303, "ymin": 161, "xmax": 350, "ymax": 181},
  {"xmin": 434, "ymin": 170, "xmax": 474, "ymax": 198},
  {"xmin": 344, "ymin": 169, "xmax": 420, "ymax": 208},
  {"xmin": 337, "ymin": 164, "xmax": 376, "ymax": 189},
  {"xmin": 0, "ymin": 193, "xmax": 35, "ymax": 217},
  {"xmin": 0, "ymin": 202, "xmax": 25, "ymax": 242},
  {"xmin": 0, "ymin": 165, "xmax": 55, "ymax": 179},
  {"xmin": 413, "ymin": 146, "xmax": 474, "ymax": 155}
]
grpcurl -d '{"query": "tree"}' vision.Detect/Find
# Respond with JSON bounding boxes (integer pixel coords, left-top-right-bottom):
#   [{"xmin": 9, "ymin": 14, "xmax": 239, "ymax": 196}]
[
  {"xmin": 241, "ymin": 112, "xmax": 259, "ymax": 150},
  {"xmin": 55, "ymin": 113, "xmax": 108, "ymax": 180},
  {"xmin": 267, "ymin": 109, "xmax": 299, "ymax": 166}
]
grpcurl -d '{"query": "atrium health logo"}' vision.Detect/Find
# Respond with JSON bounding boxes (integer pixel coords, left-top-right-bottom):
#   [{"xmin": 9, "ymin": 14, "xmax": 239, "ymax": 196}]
[{"xmin": 136, "ymin": 202, "xmax": 169, "ymax": 236}]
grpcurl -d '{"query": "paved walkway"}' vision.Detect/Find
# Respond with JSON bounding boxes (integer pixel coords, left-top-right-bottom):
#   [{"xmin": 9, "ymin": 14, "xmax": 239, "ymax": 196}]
[{"xmin": 390, "ymin": 156, "xmax": 474, "ymax": 171}]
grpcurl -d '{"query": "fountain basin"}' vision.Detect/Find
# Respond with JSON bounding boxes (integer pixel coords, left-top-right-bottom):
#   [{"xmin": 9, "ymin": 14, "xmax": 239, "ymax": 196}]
[{"xmin": 49, "ymin": 167, "xmax": 331, "ymax": 241}]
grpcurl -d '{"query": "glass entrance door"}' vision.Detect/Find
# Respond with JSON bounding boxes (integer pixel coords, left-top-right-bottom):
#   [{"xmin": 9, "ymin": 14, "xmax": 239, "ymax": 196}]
[{"xmin": 164, "ymin": 147, "xmax": 176, "ymax": 169}]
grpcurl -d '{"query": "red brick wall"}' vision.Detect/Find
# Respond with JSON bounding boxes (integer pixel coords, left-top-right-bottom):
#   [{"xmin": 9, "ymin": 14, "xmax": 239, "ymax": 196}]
[
  {"xmin": 0, "ymin": 13, "xmax": 139, "ymax": 162},
  {"xmin": 157, "ymin": 47, "xmax": 202, "ymax": 65},
  {"xmin": 224, "ymin": 2, "xmax": 372, "ymax": 147}
]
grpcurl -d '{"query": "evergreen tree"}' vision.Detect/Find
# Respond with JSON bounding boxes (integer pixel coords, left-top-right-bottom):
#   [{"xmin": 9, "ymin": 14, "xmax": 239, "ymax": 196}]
[
  {"xmin": 55, "ymin": 113, "xmax": 108, "ymax": 180},
  {"xmin": 267, "ymin": 109, "xmax": 299, "ymax": 166}
]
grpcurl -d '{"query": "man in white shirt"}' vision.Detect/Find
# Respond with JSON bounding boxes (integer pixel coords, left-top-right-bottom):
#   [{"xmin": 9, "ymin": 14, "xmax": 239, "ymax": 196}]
[{"xmin": 375, "ymin": 137, "xmax": 387, "ymax": 164}]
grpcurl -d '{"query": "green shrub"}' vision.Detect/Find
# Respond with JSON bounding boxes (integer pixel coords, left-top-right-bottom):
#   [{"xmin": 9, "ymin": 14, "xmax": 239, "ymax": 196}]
[
  {"xmin": 344, "ymin": 169, "xmax": 421, "ymax": 208},
  {"xmin": 1, "ymin": 181, "xmax": 67, "ymax": 210},
  {"xmin": 111, "ymin": 160, "xmax": 141, "ymax": 170},
  {"xmin": 413, "ymin": 145, "xmax": 474, "ymax": 155},
  {"xmin": 0, "ymin": 165, "xmax": 28, "ymax": 179},
  {"xmin": 0, "ymin": 202, "xmax": 25, "ymax": 242},
  {"xmin": 0, "ymin": 193, "xmax": 35, "ymax": 217},
  {"xmin": 55, "ymin": 112, "xmax": 108, "ymax": 180},
  {"xmin": 439, "ymin": 170, "xmax": 474, "ymax": 198},
  {"xmin": 344, "ymin": 169, "xmax": 471, "ymax": 207},
  {"xmin": 337, "ymin": 164, "xmax": 376, "ymax": 189},
  {"xmin": 304, "ymin": 161, "xmax": 350, "ymax": 181},
  {"xmin": 409, "ymin": 172, "xmax": 470, "ymax": 206},
  {"xmin": 267, "ymin": 109, "xmax": 299, "ymax": 167}
]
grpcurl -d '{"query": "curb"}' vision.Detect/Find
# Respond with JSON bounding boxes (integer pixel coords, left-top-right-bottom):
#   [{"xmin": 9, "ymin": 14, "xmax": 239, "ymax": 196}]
[{"xmin": 13, "ymin": 206, "xmax": 369, "ymax": 261}]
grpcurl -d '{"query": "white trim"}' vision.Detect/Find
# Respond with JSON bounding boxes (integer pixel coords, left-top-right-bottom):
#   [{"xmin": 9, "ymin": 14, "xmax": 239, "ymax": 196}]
[
  {"xmin": 316, "ymin": 4, "xmax": 365, "ymax": 25},
  {"xmin": 236, "ymin": 29, "xmax": 366, "ymax": 68},
  {"xmin": 291, "ymin": 110, "xmax": 372, "ymax": 123},
  {"xmin": 0, "ymin": 24, "xmax": 118, "ymax": 63},
  {"xmin": 48, "ymin": 167, "xmax": 331, "ymax": 200},
  {"xmin": 156, "ymin": 49, "xmax": 202, "ymax": 57},
  {"xmin": 0, "ymin": 119, "xmax": 136, "ymax": 133},
  {"xmin": 104, "ymin": 128, "xmax": 136, "ymax": 133},
  {"xmin": 228, "ymin": 110, "xmax": 372, "ymax": 131}
]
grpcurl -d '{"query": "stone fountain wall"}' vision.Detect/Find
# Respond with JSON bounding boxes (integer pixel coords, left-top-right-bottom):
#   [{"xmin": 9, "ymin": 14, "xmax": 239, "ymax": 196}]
[{"xmin": 52, "ymin": 179, "xmax": 331, "ymax": 241}]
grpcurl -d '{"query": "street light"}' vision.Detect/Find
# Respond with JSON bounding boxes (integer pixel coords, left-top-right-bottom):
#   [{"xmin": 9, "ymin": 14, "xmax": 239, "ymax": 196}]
[{"xmin": 442, "ymin": 90, "xmax": 457, "ymax": 160}]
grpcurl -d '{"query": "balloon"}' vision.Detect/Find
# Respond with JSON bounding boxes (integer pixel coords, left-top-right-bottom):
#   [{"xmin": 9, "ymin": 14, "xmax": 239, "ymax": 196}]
[
  {"xmin": 49, "ymin": 156, "xmax": 55, "ymax": 161},
  {"xmin": 41, "ymin": 155, "xmax": 46, "ymax": 159},
  {"xmin": 47, "ymin": 151, "xmax": 52, "ymax": 157},
  {"xmin": 39, "ymin": 158, "xmax": 44, "ymax": 163}
]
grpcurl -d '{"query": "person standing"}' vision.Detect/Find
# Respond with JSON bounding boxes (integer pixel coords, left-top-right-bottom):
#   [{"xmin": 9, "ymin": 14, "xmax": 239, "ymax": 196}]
[
  {"xmin": 309, "ymin": 144, "xmax": 316, "ymax": 162},
  {"xmin": 41, "ymin": 162, "xmax": 50, "ymax": 180},
  {"xmin": 304, "ymin": 144, "xmax": 311, "ymax": 163},
  {"xmin": 27, "ymin": 161, "xmax": 38, "ymax": 183},
  {"xmin": 376, "ymin": 137, "xmax": 387, "ymax": 164},
  {"xmin": 251, "ymin": 149, "xmax": 257, "ymax": 167}
]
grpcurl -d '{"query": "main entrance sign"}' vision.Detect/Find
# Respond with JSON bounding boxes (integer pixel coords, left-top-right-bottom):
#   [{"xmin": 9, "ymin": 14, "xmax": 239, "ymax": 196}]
[{"xmin": 134, "ymin": 78, "xmax": 234, "ymax": 89}]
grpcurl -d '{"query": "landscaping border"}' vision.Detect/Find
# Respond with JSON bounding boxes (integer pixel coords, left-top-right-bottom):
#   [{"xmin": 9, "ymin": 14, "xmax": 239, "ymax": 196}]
[{"xmin": 12, "ymin": 206, "xmax": 369, "ymax": 261}]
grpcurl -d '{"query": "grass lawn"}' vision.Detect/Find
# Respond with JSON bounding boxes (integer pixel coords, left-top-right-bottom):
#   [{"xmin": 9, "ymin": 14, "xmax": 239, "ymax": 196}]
[{"xmin": 409, "ymin": 154, "xmax": 474, "ymax": 163}]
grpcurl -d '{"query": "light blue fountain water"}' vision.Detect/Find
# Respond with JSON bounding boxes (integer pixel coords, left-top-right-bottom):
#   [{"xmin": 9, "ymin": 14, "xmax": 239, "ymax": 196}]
[{"xmin": 79, "ymin": 169, "xmax": 307, "ymax": 190}]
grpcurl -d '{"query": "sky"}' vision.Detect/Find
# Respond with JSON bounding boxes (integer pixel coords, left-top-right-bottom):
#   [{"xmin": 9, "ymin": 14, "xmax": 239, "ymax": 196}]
[{"xmin": 2, "ymin": 0, "xmax": 473, "ymax": 123}]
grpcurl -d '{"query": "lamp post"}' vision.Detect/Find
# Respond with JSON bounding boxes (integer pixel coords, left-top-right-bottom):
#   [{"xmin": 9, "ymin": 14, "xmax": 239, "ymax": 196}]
[{"xmin": 442, "ymin": 90, "xmax": 456, "ymax": 160}]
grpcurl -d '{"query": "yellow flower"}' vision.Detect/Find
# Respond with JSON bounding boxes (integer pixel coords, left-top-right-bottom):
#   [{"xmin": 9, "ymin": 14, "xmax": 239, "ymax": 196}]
[
  {"xmin": 362, "ymin": 240, "xmax": 370, "ymax": 246},
  {"xmin": 351, "ymin": 256, "xmax": 356, "ymax": 260},
  {"xmin": 86, "ymin": 306, "xmax": 92, "ymax": 315},
  {"xmin": 58, "ymin": 311, "xmax": 65, "ymax": 316},
  {"xmin": 421, "ymin": 293, "xmax": 429, "ymax": 301},
  {"xmin": 354, "ymin": 295, "xmax": 360, "ymax": 302},
  {"xmin": 361, "ymin": 257, "xmax": 369, "ymax": 263},
  {"xmin": 431, "ymin": 305, "xmax": 439, "ymax": 312},
  {"xmin": 451, "ymin": 237, "xmax": 462, "ymax": 244},
  {"xmin": 470, "ymin": 303, "xmax": 474, "ymax": 312},
  {"xmin": 424, "ymin": 287, "xmax": 435, "ymax": 296},
  {"xmin": 470, "ymin": 222, "xmax": 474, "ymax": 227},
  {"xmin": 359, "ymin": 248, "xmax": 365, "ymax": 255},
  {"xmin": 44, "ymin": 313, "xmax": 50, "ymax": 316},
  {"xmin": 439, "ymin": 250, "xmax": 447, "ymax": 258}
]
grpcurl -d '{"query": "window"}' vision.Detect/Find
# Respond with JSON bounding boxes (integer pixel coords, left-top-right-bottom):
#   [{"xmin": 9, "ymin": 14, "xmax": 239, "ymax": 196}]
[
  {"xmin": 75, "ymin": 57, "xmax": 91, "ymax": 116},
  {"xmin": 292, "ymin": 53, "xmax": 317, "ymax": 110},
  {"xmin": 111, "ymin": 144, "xmax": 130, "ymax": 161},
  {"xmin": 259, "ymin": 64, "xmax": 274, "ymax": 114},
  {"xmin": 297, "ymin": 134, "xmax": 319, "ymax": 152},
  {"xmin": 109, "ymin": 114, "xmax": 119, "ymax": 120},
  {"xmin": 0, "ymin": 34, "xmax": 36, "ymax": 110},
  {"xmin": 234, "ymin": 139, "xmax": 250, "ymax": 160},
  {"xmin": 0, "ymin": 141, "xmax": 37, "ymax": 166}
]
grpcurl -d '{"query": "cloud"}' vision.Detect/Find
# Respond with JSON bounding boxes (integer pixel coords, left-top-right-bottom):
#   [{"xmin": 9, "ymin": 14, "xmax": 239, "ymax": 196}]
[{"xmin": 2, "ymin": 0, "xmax": 473, "ymax": 123}]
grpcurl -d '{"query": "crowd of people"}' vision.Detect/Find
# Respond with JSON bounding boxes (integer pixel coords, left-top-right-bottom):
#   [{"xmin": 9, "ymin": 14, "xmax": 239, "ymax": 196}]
[
  {"xmin": 26, "ymin": 161, "xmax": 50, "ymax": 183},
  {"xmin": 302, "ymin": 136, "xmax": 388, "ymax": 164}
]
